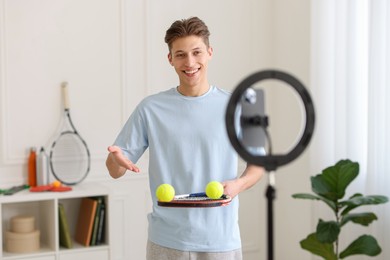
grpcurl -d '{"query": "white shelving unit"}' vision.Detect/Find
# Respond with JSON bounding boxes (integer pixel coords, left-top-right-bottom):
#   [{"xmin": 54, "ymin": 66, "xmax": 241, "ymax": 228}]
[{"xmin": 0, "ymin": 183, "xmax": 110, "ymax": 260}]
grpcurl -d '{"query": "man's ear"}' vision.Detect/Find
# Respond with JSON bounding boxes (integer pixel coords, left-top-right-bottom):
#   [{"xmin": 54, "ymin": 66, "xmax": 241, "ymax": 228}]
[
  {"xmin": 208, "ymin": 46, "xmax": 213, "ymax": 59},
  {"xmin": 168, "ymin": 53, "xmax": 173, "ymax": 65}
]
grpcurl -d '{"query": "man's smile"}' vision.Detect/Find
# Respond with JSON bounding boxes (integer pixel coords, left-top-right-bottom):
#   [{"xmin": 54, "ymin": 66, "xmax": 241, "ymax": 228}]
[{"xmin": 183, "ymin": 68, "xmax": 200, "ymax": 76}]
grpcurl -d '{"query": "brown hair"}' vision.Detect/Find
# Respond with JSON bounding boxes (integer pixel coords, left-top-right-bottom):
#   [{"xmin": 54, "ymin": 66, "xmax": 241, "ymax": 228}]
[{"xmin": 164, "ymin": 17, "xmax": 210, "ymax": 52}]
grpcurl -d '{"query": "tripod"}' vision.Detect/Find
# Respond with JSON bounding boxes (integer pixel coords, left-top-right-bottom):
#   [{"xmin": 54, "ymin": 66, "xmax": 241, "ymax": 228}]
[
  {"xmin": 265, "ymin": 171, "xmax": 276, "ymax": 260},
  {"xmin": 225, "ymin": 69, "xmax": 316, "ymax": 260}
]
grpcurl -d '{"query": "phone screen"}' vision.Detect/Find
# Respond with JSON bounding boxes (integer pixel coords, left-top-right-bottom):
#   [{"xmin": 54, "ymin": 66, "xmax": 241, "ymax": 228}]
[{"xmin": 239, "ymin": 89, "xmax": 266, "ymax": 155}]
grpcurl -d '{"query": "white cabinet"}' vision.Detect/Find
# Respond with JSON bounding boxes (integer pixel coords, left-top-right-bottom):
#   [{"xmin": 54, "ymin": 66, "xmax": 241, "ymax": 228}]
[
  {"xmin": 59, "ymin": 248, "xmax": 109, "ymax": 260},
  {"xmin": 0, "ymin": 183, "xmax": 110, "ymax": 260}
]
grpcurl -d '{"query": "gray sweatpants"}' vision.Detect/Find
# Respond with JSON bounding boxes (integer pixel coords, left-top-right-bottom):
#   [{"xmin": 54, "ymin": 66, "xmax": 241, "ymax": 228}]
[{"xmin": 146, "ymin": 240, "xmax": 243, "ymax": 260}]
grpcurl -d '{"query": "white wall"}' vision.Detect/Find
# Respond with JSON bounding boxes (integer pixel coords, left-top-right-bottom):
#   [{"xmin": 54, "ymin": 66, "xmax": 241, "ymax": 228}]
[
  {"xmin": 0, "ymin": 0, "xmax": 312, "ymax": 259},
  {"xmin": 0, "ymin": 0, "xmax": 124, "ymax": 182}
]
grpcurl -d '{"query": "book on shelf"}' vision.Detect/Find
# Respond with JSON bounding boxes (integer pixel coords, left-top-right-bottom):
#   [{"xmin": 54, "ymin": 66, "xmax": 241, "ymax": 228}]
[
  {"xmin": 90, "ymin": 196, "xmax": 104, "ymax": 246},
  {"xmin": 58, "ymin": 203, "xmax": 73, "ymax": 249},
  {"xmin": 74, "ymin": 197, "xmax": 98, "ymax": 246},
  {"xmin": 96, "ymin": 202, "xmax": 106, "ymax": 245}
]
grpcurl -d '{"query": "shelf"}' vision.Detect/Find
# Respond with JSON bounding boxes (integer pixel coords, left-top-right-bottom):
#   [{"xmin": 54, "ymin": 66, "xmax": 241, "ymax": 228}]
[
  {"xmin": 2, "ymin": 247, "xmax": 55, "ymax": 259},
  {"xmin": 0, "ymin": 183, "xmax": 110, "ymax": 260}
]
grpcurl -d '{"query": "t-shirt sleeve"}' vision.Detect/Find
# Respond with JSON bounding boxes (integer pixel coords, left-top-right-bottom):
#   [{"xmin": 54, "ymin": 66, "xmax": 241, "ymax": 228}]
[{"xmin": 113, "ymin": 105, "xmax": 148, "ymax": 163}]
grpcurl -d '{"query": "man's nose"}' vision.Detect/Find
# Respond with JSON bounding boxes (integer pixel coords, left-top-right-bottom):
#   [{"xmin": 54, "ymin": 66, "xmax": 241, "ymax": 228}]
[{"xmin": 184, "ymin": 54, "xmax": 195, "ymax": 66}]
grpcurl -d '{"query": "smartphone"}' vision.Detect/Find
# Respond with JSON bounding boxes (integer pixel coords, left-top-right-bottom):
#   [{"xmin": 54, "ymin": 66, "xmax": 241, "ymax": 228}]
[{"xmin": 239, "ymin": 89, "xmax": 266, "ymax": 154}]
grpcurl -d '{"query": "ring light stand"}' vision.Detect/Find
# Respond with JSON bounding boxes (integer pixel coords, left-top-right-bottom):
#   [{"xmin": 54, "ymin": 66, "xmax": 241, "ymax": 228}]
[{"xmin": 225, "ymin": 70, "xmax": 315, "ymax": 260}]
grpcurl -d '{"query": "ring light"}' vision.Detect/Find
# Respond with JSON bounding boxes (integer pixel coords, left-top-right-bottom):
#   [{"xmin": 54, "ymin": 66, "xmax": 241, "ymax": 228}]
[{"xmin": 225, "ymin": 69, "xmax": 315, "ymax": 171}]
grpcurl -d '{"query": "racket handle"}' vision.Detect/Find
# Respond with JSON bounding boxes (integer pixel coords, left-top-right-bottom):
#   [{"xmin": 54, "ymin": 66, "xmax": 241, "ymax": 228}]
[{"xmin": 61, "ymin": 82, "xmax": 70, "ymax": 109}]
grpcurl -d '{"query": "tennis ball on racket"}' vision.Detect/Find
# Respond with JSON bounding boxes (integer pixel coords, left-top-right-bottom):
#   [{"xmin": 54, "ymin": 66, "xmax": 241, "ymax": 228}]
[
  {"xmin": 156, "ymin": 184, "xmax": 175, "ymax": 202},
  {"xmin": 205, "ymin": 181, "xmax": 224, "ymax": 199}
]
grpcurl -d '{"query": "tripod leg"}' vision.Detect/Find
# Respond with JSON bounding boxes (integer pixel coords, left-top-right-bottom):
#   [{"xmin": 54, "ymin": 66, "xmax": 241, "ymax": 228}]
[{"xmin": 265, "ymin": 171, "xmax": 276, "ymax": 260}]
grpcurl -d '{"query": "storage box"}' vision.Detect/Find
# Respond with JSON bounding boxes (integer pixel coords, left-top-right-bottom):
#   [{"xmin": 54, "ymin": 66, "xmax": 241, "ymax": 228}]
[
  {"xmin": 10, "ymin": 215, "xmax": 35, "ymax": 233},
  {"xmin": 4, "ymin": 215, "xmax": 40, "ymax": 253},
  {"xmin": 5, "ymin": 230, "xmax": 40, "ymax": 253}
]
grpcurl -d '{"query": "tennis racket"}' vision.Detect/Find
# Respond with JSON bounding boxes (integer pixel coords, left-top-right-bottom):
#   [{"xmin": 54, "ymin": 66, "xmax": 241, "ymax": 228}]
[
  {"xmin": 157, "ymin": 192, "xmax": 232, "ymax": 208},
  {"xmin": 49, "ymin": 82, "xmax": 90, "ymax": 185}
]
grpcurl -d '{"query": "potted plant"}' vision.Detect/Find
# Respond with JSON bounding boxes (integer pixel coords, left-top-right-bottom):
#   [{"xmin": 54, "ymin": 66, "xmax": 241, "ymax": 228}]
[{"xmin": 292, "ymin": 159, "xmax": 388, "ymax": 259}]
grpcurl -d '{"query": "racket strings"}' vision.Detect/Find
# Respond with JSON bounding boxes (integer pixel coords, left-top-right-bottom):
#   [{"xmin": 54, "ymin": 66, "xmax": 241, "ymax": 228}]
[{"xmin": 51, "ymin": 133, "xmax": 90, "ymax": 184}]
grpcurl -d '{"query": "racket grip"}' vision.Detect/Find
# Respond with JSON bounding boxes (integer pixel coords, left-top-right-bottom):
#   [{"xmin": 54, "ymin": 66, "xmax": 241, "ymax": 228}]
[{"xmin": 61, "ymin": 82, "xmax": 70, "ymax": 109}]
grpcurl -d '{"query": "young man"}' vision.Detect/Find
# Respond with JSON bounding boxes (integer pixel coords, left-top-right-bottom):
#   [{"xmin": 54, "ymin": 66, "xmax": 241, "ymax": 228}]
[{"xmin": 106, "ymin": 17, "xmax": 264, "ymax": 260}]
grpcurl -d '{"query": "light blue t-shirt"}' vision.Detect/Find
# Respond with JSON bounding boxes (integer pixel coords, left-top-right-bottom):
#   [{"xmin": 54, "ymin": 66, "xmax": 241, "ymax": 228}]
[{"xmin": 114, "ymin": 86, "xmax": 240, "ymax": 252}]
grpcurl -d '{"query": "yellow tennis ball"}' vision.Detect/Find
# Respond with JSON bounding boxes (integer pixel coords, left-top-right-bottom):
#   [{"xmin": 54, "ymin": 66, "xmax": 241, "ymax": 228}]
[
  {"xmin": 205, "ymin": 181, "xmax": 224, "ymax": 199},
  {"xmin": 156, "ymin": 184, "xmax": 175, "ymax": 202}
]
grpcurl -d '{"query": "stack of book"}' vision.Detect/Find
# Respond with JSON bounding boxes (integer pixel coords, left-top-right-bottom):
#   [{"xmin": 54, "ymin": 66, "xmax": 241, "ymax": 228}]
[{"xmin": 59, "ymin": 196, "xmax": 106, "ymax": 249}]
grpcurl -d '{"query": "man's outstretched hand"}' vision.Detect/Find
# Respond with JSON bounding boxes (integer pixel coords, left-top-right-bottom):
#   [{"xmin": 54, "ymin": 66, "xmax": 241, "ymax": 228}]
[{"xmin": 107, "ymin": 145, "xmax": 140, "ymax": 173}]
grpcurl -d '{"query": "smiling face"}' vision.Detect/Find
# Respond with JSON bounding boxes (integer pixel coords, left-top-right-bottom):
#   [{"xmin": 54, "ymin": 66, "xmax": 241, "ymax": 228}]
[{"xmin": 168, "ymin": 35, "xmax": 213, "ymax": 97}]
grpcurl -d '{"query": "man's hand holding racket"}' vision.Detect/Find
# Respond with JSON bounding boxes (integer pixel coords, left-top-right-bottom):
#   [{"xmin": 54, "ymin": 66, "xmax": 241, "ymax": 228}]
[
  {"xmin": 106, "ymin": 146, "xmax": 140, "ymax": 178},
  {"xmin": 221, "ymin": 179, "xmax": 241, "ymax": 199},
  {"xmin": 222, "ymin": 164, "xmax": 265, "ymax": 199}
]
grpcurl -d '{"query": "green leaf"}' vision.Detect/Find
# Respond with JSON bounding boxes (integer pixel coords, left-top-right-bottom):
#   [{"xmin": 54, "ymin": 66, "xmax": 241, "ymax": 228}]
[
  {"xmin": 319, "ymin": 160, "xmax": 359, "ymax": 201},
  {"xmin": 292, "ymin": 193, "xmax": 321, "ymax": 200},
  {"xmin": 340, "ymin": 212, "xmax": 378, "ymax": 227},
  {"xmin": 311, "ymin": 175, "xmax": 332, "ymax": 197},
  {"xmin": 292, "ymin": 193, "xmax": 337, "ymax": 211},
  {"xmin": 340, "ymin": 235, "xmax": 382, "ymax": 258},
  {"xmin": 316, "ymin": 219, "xmax": 340, "ymax": 243},
  {"xmin": 340, "ymin": 194, "xmax": 389, "ymax": 215},
  {"xmin": 300, "ymin": 233, "xmax": 337, "ymax": 260}
]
